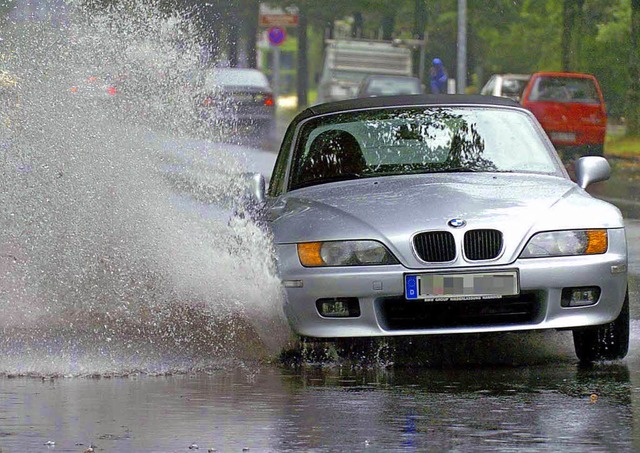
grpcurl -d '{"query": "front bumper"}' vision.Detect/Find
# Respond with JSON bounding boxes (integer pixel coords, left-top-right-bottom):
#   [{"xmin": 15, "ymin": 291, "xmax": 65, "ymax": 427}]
[{"xmin": 277, "ymin": 230, "xmax": 628, "ymax": 338}]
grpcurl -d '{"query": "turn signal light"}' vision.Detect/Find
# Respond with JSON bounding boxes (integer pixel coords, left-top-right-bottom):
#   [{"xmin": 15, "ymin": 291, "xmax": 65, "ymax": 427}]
[
  {"xmin": 585, "ymin": 230, "xmax": 607, "ymax": 254},
  {"xmin": 297, "ymin": 242, "xmax": 323, "ymax": 267}
]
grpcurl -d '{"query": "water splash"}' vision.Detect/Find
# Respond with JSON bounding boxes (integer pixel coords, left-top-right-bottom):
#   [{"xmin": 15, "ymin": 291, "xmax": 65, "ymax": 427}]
[{"xmin": 0, "ymin": 1, "xmax": 289, "ymax": 376}]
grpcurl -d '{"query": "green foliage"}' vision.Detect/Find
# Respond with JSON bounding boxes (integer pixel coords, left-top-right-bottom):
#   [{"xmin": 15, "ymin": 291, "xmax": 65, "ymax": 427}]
[
  {"xmin": 274, "ymin": 0, "xmax": 635, "ymax": 119},
  {"xmin": 69, "ymin": 0, "xmax": 637, "ymax": 120}
]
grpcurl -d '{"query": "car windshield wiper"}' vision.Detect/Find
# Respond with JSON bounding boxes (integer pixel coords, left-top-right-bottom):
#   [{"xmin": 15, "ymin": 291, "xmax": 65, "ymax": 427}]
[{"xmin": 428, "ymin": 167, "xmax": 477, "ymax": 173}]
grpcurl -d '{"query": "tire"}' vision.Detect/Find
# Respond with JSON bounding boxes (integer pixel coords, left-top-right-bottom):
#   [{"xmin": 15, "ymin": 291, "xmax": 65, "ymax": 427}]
[{"xmin": 572, "ymin": 289, "xmax": 629, "ymax": 363}]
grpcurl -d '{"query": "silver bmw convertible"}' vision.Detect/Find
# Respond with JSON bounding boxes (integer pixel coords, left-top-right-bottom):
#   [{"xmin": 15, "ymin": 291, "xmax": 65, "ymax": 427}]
[{"xmin": 251, "ymin": 94, "xmax": 629, "ymax": 363}]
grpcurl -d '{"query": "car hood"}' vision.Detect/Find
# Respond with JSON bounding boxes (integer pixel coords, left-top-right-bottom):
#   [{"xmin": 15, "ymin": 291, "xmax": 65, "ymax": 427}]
[{"xmin": 269, "ymin": 173, "xmax": 623, "ymax": 268}]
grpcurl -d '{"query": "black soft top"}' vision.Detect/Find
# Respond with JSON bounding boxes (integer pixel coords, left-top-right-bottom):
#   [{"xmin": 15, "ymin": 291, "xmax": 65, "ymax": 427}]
[{"xmin": 301, "ymin": 94, "xmax": 520, "ymax": 118}]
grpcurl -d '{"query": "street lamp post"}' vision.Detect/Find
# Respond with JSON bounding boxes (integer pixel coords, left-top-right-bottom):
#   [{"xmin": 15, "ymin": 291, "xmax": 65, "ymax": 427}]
[{"xmin": 456, "ymin": 0, "xmax": 467, "ymax": 94}]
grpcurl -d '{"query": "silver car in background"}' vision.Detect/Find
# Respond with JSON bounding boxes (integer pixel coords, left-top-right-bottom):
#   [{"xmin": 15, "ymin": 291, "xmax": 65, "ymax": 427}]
[
  {"xmin": 196, "ymin": 67, "xmax": 276, "ymax": 140},
  {"xmin": 258, "ymin": 94, "xmax": 629, "ymax": 363}
]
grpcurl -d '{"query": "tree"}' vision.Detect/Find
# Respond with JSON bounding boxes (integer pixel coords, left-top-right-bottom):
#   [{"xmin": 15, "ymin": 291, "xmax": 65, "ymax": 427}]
[
  {"xmin": 628, "ymin": 0, "xmax": 640, "ymax": 134},
  {"xmin": 297, "ymin": 1, "xmax": 308, "ymax": 107}
]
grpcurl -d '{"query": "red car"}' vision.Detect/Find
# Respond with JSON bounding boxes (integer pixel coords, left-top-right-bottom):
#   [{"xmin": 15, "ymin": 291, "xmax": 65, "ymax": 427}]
[{"xmin": 520, "ymin": 72, "xmax": 607, "ymax": 156}]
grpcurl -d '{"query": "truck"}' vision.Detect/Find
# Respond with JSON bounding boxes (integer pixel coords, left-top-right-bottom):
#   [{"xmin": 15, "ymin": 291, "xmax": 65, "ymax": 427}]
[{"xmin": 316, "ymin": 39, "xmax": 413, "ymax": 104}]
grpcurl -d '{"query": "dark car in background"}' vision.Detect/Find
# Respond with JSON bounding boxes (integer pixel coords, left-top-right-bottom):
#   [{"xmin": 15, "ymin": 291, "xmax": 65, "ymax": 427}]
[
  {"xmin": 480, "ymin": 73, "xmax": 530, "ymax": 101},
  {"xmin": 521, "ymin": 72, "xmax": 607, "ymax": 156},
  {"xmin": 357, "ymin": 75, "xmax": 424, "ymax": 97},
  {"xmin": 196, "ymin": 67, "xmax": 275, "ymax": 141}
]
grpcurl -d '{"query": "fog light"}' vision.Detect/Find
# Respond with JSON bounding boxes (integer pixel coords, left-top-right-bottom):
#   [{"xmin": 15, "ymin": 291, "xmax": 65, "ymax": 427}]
[
  {"xmin": 561, "ymin": 287, "xmax": 601, "ymax": 307},
  {"xmin": 316, "ymin": 298, "xmax": 360, "ymax": 318}
]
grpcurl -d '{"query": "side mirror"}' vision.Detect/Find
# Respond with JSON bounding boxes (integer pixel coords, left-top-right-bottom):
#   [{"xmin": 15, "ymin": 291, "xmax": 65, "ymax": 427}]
[
  {"xmin": 243, "ymin": 172, "xmax": 266, "ymax": 204},
  {"xmin": 574, "ymin": 156, "xmax": 610, "ymax": 189},
  {"xmin": 236, "ymin": 172, "xmax": 267, "ymax": 225}
]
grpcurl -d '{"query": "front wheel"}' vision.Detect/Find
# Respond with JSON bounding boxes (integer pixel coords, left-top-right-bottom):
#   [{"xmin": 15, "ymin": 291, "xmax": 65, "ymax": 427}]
[{"xmin": 572, "ymin": 289, "xmax": 629, "ymax": 363}]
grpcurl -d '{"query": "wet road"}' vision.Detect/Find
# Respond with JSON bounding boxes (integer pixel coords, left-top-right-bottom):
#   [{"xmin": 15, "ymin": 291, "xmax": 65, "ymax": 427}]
[
  {"xmin": 0, "ymin": 362, "xmax": 636, "ymax": 452},
  {"xmin": 0, "ymin": 160, "xmax": 639, "ymax": 452}
]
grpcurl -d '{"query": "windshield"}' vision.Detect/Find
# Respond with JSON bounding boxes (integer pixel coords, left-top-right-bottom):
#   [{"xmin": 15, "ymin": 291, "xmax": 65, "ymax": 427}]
[
  {"xmin": 365, "ymin": 77, "xmax": 421, "ymax": 95},
  {"xmin": 528, "ymin": 76, "xmax": 600, "ymax": 104},
  {"xmin": 289, "ymin": 107, "xmax": 559, "ymax": 190},
  {"xmin": 328, "ymin": 70, "xmax": 371, "ymax": 83}
]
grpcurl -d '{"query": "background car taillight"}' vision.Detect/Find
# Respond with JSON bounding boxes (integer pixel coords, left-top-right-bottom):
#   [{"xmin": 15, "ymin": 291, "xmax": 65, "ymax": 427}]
[
  {"xmin": 202, "ymin": 96, "xmax": 213, "ymax": 106},
  {"xmin": 263, "ymin": 94, "xmax": 274, "ymax": 106},
  {"xmin": 107, "ymin": 86, "xmax": 117, "ymax": 96}
]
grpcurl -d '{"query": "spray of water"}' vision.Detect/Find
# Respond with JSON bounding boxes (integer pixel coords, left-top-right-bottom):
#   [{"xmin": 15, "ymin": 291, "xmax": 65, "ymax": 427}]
[{"xmin": 0, "ymin": 1, "xmax": 290, "ymax": 376}]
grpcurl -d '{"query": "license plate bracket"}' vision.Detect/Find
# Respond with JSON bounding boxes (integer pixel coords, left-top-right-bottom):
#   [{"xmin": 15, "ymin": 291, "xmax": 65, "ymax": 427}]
[
  {"xmin": 405, "ymin": 271, "xmax": 519, "ymax": 301},
  {"xmin": 549, "ymin": 131, "xmax": 576, "ymax": 143}
]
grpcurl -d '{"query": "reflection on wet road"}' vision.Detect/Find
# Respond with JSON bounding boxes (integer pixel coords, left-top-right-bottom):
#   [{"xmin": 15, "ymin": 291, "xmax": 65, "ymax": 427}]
[
  {"xmin": 0, "ymin": 159, "xmax": 639, "ymax": 451},
  {"xmin": 0, "ymin": 364, "xmax": 634, "ymax": 451}
]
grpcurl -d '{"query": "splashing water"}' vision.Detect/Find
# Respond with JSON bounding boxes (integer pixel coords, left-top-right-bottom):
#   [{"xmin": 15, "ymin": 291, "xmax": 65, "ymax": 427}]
[{"xmin": 0, "ymin": 1, "xmax": 289, "ymax": 376}]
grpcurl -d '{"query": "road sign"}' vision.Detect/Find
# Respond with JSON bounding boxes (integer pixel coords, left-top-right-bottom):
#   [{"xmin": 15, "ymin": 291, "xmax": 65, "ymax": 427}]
[
  {"xmin": 259, "ymin": 14, "xmax": 298, "ymax": 27},
  {"xmin": 268, "ymin": 26, "xmax": 286, "ymax": 46}
]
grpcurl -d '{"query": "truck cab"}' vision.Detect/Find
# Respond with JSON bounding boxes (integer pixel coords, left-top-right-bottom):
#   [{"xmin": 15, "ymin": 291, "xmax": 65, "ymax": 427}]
[{"xmin": 316, "ymin": 39, "xmax": 413, "ymax": 104}]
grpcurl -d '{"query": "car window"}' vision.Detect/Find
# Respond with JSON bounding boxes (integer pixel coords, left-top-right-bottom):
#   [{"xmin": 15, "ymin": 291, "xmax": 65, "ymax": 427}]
[
  {"xmin": 528, "ymin": 76, "xmax": 600, "ymax": 104},
  {"xmin": 501, "ymin": 78, "xmax": 528, "ymax": 98},
  {"xmin": 269, "ymin": 124, "xmax": 296, "ymax": 197},
  {"xmin": 205, "ymin": 69, "xmax": 270, "ymax": 89},
  {"xmin": 365, "ymin": 77, "xmax": 421, "ymax": 95},
  {"xmin": 480, "ymin": 76, "xmax": 496, "ymax": 96},
  {"xmin": 289, "ymin": 107, "xmax": 560, "ymax": 191}
]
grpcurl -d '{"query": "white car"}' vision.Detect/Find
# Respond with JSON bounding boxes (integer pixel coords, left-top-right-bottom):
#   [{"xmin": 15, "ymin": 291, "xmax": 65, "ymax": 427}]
[{"xmin": 480, "ymin": 74, "xmax": 530, "ymax": 101}]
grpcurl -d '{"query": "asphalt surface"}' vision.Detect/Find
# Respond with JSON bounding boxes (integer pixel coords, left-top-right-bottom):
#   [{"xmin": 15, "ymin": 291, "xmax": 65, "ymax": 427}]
[{"xmin": 1, "ymin": 139, "xmax": 640, "ymax": 452}]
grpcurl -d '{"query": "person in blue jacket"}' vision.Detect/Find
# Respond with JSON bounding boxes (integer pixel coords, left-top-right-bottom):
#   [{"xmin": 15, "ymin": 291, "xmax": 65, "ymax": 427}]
[{"xmin": 430, "ymin": 58, "xmax": 448, "ymax": 94}]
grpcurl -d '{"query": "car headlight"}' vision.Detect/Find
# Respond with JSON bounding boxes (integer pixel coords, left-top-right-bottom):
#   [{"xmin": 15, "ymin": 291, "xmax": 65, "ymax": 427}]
[
  {"xmin": 520, "ymin": 229, "xmax": 607, "ymax": 258},
  {"xmin": 297, "ymin": 240, "xmax": 399, "ymax": 267}
]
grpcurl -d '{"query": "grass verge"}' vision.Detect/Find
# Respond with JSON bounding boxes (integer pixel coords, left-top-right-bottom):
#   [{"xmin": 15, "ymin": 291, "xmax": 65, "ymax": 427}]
[{"xmin": 606, "ymin": 134, "xmax": 640, "ymax": 159}]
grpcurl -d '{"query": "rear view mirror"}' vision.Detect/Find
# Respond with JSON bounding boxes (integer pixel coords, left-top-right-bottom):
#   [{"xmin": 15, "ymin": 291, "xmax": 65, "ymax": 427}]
[
  {"xmin": 574, "ymin": 156, "xmax": 610, "ymax": 189},
  {"xmin": 236, "ymin": 172, "xmax": 267, "ymax": 225},
  {"xmin": 242, "ymin": 172, "xmax": 266, "ymax": 205}
]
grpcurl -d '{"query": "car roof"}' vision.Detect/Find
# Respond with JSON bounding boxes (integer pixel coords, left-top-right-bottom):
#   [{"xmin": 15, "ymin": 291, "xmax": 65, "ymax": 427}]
[
  {"xmin": 303, "ymin": 94, "xmax": 521, "ymax": 119},
  {"xmin": 498, "ymin": 73, "xmax": 530, "ymax": 79},
  {"xmin": 530, "ymin": 71, "xmax": 596, "ymax": 79},
  {"xmin": 363, "ymin": 74, "xmax": 420, "ymax": 80},
  {"xmin": 205, "ymin": 67, "xmax": 270, "ymax": 88}
]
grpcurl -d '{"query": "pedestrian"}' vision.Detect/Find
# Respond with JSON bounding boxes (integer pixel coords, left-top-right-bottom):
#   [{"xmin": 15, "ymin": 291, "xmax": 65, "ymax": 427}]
[{"xmin": 430, "ymin": 58, "xmax": 448, "ymax": 94}]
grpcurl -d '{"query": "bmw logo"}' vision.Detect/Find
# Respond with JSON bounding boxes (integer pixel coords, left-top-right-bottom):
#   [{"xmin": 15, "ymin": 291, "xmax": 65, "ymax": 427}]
[{"xmin": 448, "ymin": 218, "xmax": 467, "ymax": 228}]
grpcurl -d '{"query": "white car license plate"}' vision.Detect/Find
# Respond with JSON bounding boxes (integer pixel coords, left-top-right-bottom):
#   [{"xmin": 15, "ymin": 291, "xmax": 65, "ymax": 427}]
[
  {"xmin": 549, "ymin": 131, "xmax": 576, "ymax": 143},
  {"xmin": 405, "ymin": 271, "xmax": 519, "ymax": 301}
]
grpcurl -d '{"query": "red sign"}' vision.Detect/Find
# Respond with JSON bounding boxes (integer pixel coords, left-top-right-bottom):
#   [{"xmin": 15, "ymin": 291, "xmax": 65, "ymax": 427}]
[
  {"xmin": 259, "ymin": 14, "xmax": 298, "ymax": 27},
  {"xmin": 268, "ymin": 26, "xmax": 287, "ymax": 46}
]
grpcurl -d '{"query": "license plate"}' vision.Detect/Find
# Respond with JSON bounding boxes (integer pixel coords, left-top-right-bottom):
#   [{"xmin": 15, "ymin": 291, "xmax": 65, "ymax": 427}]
[
  {"xmin": 549, "ymin": 131, "xmax": 576, "ymax": 143},
  {"xmin": 232, "ymin": 94, "xmax": 256, "ymax": 103},
  {"xmin": 405, "ymin": 271, "xmax": 519, "ymax": 301}
]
